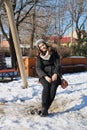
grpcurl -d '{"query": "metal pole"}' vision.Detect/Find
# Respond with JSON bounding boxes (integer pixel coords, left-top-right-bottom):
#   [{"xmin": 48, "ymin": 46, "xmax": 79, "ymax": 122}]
[{"xmin": 4, "ymin": 0, "xmax": 28, "ymax": 88}]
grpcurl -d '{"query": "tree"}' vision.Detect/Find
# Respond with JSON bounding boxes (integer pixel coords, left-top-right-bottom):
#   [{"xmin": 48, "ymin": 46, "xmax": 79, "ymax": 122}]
[
  {"xmin": 0, "ymin": 0, "xmax": 36, "ymax": 67},
  {"xmin": 45, "ymin": 0, "xmax": 72, "ymax": 45},
  {"xmin": 68, "ymin": 0, "xmax": 87, "ymax": 55},
  {"xmin": 0, "ymin": 0, "xmax": 53, "ymax": 60}
]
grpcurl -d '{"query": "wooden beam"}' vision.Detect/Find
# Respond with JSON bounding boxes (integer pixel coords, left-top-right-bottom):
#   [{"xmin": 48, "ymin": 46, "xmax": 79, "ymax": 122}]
[{"xmin": 4, "ymin": 0, "xmax": 28, "ymax": 88}]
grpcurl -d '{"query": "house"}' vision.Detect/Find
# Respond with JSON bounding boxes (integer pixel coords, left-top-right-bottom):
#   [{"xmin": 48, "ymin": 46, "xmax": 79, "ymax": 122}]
[
  {"xmin": 0, "ymin": 40, "xmax": 10, "ymax": 56},
  {"xmin": 0, "ymin": 39, "xmax": 30, "ymax": 56},
  {"xmin": 61, "ymin": 37, "xmax": 77, "ymax": 46},
  {"xmin": 0, "ymin": 40, "xmax": 9, "ymax": 48},
  {"xmin": 65, "ymin": 30, "xmax": 77, "ymax": 39},
  {"xmin": 44, "ymin": 35, "xmax": 77, "ymax": 47}
]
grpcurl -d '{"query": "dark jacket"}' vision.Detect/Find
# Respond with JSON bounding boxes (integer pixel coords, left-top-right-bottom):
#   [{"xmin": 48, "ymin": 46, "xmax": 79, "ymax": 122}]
[{"xmin": 36, "ymin": 49, "xmax": 62, "ymax": 79}]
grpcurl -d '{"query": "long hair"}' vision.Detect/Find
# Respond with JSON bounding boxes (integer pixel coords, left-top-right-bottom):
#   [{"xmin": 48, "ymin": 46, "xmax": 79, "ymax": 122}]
[
  {"xmin": 36, "ymin": 44, "xmax": 48, "ymax": 57},
  {"xmin": 36, "ymin": 44, "xmax": 58, "ymax": 57}
]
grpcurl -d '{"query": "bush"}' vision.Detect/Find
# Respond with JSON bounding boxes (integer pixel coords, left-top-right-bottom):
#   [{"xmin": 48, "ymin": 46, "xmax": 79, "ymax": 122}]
[
  {"xmin": 56, "ymin": 46, "xmax": 71, "ymax": 58},
  {"xmin": 71, "ymin": 44, "xmax": 87, "ymax": 57},
  {"xmin": 50, "ymin": 43, "xmax": 71, "ymax": 58},
  {"xmin": 81, "ymin": 44, "xmax": 87, "ymax": 57}
]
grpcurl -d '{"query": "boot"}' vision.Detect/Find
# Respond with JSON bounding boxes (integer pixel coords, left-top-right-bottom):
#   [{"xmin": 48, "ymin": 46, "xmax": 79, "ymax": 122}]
[{"xmin": 40, "ymin": 107, "xmax": 48, "ymax": 117}]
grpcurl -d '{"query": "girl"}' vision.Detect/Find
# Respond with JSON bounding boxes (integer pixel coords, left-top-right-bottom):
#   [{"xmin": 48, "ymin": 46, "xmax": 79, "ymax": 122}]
[{"xmin": 36, "ymin": 39, "xmax": 68, "ymax": 117}]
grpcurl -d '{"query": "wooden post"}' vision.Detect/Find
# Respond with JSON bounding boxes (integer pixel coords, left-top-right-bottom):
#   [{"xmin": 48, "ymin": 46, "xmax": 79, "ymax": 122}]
[{"xmin": 4, "ymin": 0, "xmax": 28, "ymax": 88}]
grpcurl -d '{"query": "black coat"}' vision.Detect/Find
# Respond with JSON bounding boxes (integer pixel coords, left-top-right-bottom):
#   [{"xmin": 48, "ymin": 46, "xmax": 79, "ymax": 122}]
[{"xmin": 36, "ymin": 49, "xmax": 62, "ymax": 79}]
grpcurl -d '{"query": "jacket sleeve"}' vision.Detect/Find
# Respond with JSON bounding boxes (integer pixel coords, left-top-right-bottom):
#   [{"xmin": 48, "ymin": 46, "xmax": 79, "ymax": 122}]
[
  {"xmin": 36, "ymin": 57, "xmax": 47, "ymax": 78},
  {"xmin": 53, "ymin": 51, "xmax": 62, "ymax": 78}
]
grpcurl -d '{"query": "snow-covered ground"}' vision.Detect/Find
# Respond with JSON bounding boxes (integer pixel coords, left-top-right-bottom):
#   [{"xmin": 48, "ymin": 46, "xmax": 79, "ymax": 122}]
[{"xmin": 0, "ymin": 57, "xmax": 87, "ymax": 130}]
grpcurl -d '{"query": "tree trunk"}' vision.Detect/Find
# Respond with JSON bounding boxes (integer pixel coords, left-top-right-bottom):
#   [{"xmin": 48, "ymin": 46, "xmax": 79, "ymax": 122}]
[
  {"xmin": 29, "ymin": 10, "xmax": 36, "ymax": 56},
  {"xmin": 76, "ymin": 29, "xmax": 82, "ymax": 55},
  {"xmin": 9, "ymin": 30, "xmax": 17, "ymax": 69}
]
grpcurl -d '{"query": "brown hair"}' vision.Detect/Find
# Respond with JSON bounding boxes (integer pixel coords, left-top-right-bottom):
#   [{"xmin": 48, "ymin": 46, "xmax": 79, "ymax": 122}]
[{"xmin": 36, "ymin": 45, "xmax": 54, "ymax": 57}]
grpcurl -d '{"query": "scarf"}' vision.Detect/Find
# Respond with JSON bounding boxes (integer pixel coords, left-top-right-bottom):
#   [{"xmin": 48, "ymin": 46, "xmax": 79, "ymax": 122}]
[{"xmin": 40, "ymin": 50, "xmax": 51, "ymax": 60}]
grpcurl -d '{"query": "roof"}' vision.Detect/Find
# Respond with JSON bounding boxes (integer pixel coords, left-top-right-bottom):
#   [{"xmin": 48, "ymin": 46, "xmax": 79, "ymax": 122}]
[
  {"xmin": 46, "ymin": 36, "xmax": 77, "ymax": 43},
  {"xmin": 61, "ymin": 37, "xmax": 77, "ymax": 43}
]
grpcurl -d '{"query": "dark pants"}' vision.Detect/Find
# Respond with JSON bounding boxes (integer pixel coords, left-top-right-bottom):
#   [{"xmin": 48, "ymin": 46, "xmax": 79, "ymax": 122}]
[{"xmin": 39, "ymin": 77, "xmax": 61, "ymax": 110}]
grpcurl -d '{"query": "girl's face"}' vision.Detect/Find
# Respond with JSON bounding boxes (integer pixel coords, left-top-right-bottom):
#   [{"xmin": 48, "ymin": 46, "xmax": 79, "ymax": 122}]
[{"xmin": 38, "ymin": 43, "xmax": 47, "ymax": 52}]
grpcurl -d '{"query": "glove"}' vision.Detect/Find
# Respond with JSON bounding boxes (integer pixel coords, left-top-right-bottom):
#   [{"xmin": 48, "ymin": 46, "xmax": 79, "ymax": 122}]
[{"xmin": 61, "ymin": 79, "xmax": 68, "ymax": 89}]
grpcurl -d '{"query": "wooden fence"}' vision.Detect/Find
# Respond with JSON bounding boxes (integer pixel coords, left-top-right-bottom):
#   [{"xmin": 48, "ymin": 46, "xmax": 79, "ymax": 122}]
[
  {"xmin": 61, "ymin": 58, "xmax": 87, "ymax": 74},
  {"xmin": 20, "ymin": 57, "xmax": 87, "ymax": 77}
]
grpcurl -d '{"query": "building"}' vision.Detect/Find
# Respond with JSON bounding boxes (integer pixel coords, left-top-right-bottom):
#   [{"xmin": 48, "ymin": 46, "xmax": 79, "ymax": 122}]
[{"xmin": 45, "ymin": 35, "xmax": 77, "ymax": 47}]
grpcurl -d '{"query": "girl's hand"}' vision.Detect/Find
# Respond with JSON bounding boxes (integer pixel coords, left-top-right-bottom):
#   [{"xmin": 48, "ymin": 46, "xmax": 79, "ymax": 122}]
[
  {"xmin": 52, "ymin": 73, "xmax": 57, "ymax": 81},
  {"xmin": 45, "ymin": 76, "xmax": 51, "ymax": 83}
]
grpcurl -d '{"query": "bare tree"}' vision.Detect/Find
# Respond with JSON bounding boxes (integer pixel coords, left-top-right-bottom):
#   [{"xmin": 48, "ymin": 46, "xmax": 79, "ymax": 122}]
[
  {"xmin": 0, "ymin": 0, "xmax": 36, "ymax": 67},
  {"xmin": 45, "ymin": 0, "xmax": 72, "ymax": 45},
  {"xmin": 18, "ymin": 0, "xmax": 53, "ymax": 55},
  {"xmin": 68, "ymin": 0, "xmax": 87, "ymax": 55},
  {"xmin": 1, "ymin": 0, "xmax": 86, "ymax": 61}
]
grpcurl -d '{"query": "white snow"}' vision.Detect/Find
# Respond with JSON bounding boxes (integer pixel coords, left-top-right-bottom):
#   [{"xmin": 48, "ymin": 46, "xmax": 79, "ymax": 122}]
[{"xmin": 0, "ymin": 58, "xmax": 87, "ymax": 130}]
